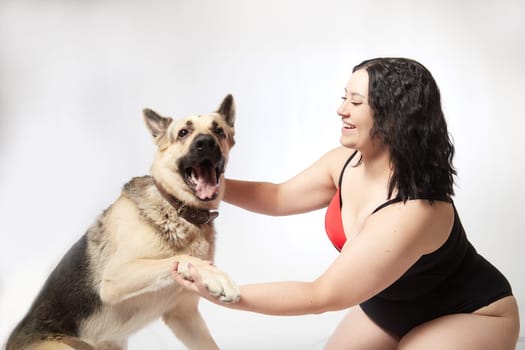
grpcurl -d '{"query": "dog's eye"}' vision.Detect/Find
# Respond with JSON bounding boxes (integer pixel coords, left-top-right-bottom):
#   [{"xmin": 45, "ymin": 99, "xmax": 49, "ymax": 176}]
[
  {"xmin": 178, "ymin": 129, "xmax": 189, "ymax": 139},
  {"xmin": 214, "ymin": 127, "xmax": 225, "ymax": 138}
]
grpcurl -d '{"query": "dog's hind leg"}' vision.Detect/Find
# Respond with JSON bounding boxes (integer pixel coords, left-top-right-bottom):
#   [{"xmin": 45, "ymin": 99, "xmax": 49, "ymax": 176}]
[{"xmin": 163, "ymin": 293, "xmax": 219, "ymax": 350}]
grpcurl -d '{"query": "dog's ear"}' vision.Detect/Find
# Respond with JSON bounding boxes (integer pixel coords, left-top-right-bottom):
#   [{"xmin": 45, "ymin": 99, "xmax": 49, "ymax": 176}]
[
  {"xmin": 143, "ymin": 108, "xmax": 173, "ymax": 146},
  {"xmin": 216, "ymin": 94, "xmax": 235, "ymax": 127}
]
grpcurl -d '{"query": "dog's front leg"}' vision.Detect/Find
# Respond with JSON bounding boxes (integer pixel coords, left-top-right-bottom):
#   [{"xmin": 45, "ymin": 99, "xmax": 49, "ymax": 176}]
[
  {"xmin": 100, "ymin": 254, "xmax": 239, "ymax": 305},
  {"xmin": 162, "ymin": 293, "xmax": 220, "ymax": 350},
  {"xmin": 100, "ymin": 256, "xmax": 179, "ymax": 304}
]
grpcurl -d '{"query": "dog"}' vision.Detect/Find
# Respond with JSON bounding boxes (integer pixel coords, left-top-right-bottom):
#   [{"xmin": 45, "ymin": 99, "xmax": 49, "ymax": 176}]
[{"xmin": 6, "ymin": 95, "xmax": 240, "ymax": 350}]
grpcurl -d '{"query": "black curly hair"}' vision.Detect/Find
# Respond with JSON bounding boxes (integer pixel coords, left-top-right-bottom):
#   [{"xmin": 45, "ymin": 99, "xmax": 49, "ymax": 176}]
[{"xmin": 353, "ymin": 57, "xmax": 456, "ymax": 202}]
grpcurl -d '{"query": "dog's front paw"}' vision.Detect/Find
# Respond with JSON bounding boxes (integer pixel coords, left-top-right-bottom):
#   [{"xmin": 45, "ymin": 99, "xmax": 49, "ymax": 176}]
[
  {"xmin": 200, "ymin": 265, "xmax": 241, "ymax": 303},
  {"xmin": 177, "ymin": 257, "xmax": 240, "ymax": 303}
]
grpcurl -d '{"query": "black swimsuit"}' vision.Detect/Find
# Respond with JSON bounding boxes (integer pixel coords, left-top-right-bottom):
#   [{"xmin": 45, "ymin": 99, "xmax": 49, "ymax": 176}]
[{"xmin": 325, "ymin": 152, "xmax": 513, "ymax": 337}]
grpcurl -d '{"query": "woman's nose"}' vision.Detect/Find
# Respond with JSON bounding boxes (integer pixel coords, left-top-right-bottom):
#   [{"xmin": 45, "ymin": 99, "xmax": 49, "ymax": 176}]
[{"xmin": 337, "ymin": 100, "xmax": 350, "ymax": 118}]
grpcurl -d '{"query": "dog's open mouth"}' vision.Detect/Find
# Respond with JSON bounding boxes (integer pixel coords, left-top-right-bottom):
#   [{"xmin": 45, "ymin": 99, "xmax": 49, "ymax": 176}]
[{"xmin": 184, "ymin": 160, "xmax": 221, "ymax": 201}]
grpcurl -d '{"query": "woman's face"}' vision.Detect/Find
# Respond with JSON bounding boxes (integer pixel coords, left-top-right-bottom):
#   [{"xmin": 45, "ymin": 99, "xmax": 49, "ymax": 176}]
[{"xmin": 337, "ymin": 69, "xmax": 375, "ymax": 151}]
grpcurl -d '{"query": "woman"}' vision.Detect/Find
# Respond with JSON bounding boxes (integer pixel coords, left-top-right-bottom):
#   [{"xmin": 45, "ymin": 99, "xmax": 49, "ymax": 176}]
[{"xmin": 173, "ymin": 57, "xmax": 520, "ymax": 349}]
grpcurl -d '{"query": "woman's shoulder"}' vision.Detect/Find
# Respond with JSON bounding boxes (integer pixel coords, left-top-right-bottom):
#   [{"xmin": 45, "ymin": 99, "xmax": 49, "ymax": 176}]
[
  {"xmin": 314, "ymin": 146, "xmax": 356, "ymax": 182},
  {"xmin": 368, "ymin": 199, "xmax": 454, "ymax": 255}
]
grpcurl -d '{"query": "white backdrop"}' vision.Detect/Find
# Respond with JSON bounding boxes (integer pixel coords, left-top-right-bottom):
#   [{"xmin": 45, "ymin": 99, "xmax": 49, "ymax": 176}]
[{"xmin": 1, "ymin": 0, "xmax": 524, "ymax": 349}]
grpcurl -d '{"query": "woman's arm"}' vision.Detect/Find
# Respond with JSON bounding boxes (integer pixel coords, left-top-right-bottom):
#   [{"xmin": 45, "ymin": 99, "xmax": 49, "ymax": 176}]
[
  {"xmin": 174, "ymin": 271, "xmax": 325, "ymax": 315},
  {"xmin": 223, "ymin": 147, "xmax": 353, "ymax": 216},
  {"xmin": 173, "ymin": 200, "xmax": 453, "ymax": 315}
]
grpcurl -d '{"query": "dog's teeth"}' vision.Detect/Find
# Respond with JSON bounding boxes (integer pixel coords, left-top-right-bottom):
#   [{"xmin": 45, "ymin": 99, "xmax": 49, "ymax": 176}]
[
  {"xmin": 215, "ymin": 168, "xmax": 220, "ymax": 184},
  {"xmin": 191, "ymin": 170, "xmax": 198, "ymax": 184}
]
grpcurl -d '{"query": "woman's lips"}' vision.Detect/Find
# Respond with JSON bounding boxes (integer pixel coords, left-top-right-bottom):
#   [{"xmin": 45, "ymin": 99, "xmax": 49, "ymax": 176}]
[{"xmin": 342, "ymin": 122, "xmax": 356, "ymax": 131}]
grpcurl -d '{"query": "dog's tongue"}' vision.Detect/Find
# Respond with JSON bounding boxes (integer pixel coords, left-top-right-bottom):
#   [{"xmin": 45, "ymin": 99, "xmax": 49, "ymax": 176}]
[{"xmin": 193, "ymin": 166, "xmax": 219, "ymax": 200}]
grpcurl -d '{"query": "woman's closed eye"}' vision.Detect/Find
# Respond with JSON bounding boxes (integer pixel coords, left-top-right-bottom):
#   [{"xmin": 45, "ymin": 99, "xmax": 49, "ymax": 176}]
[{"xmin": 341, "ymin": 96, "xmax": 362, "ymax": 106}]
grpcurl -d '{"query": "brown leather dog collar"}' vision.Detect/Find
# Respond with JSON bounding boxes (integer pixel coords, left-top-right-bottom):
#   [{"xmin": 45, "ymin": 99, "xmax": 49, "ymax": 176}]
[{"xmin": 153, "ymin": 179, "xmax": 219, "ymax": 225}]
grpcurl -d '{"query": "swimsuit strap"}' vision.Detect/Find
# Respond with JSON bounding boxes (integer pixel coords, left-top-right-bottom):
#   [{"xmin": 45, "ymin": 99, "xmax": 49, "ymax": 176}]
[
  {"xmin": 372, "ymin": 196, "xmax": 453, "ymax": 214},
  {"xmin": 372, "ymin": 197, "xmax": 403, "ymax": 214},
  {"xmin": 338, "ymin": 150, "xmax": 359, "ymax": 207}
]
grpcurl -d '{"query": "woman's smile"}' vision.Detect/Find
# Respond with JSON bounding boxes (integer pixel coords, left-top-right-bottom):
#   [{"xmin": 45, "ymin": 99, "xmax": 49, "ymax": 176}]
[{"xmin": 342, "ymin": 120, "xmax": 356, "ymax": 134}]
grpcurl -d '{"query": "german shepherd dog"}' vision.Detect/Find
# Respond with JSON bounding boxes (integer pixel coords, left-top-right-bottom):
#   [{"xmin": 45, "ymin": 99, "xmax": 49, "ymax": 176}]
[{"xmin": 6, "ymin": 95, "xmax": 240, "ymax": 350}]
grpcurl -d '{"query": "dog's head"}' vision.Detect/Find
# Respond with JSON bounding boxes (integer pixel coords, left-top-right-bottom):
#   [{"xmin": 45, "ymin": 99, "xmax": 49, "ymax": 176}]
[{"xmin": 143, "ymin": 94, "xmax": 235, "ymax": 209}]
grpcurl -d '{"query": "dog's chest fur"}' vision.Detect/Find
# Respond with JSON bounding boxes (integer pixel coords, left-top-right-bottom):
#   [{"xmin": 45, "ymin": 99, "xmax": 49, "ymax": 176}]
[{"xmin": 92, "ymin": 176, "xmax": 215, "ymax": 258}]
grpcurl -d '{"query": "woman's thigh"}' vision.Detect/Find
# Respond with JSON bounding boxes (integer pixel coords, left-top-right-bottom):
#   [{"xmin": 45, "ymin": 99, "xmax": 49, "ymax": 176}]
[
  {"xmin": 324, "ymin": 307, "xmax": 398, "ymax": 350},
  {"xmin": 399, "ymin": 297, "xmax": 520, "ymax": 350}
]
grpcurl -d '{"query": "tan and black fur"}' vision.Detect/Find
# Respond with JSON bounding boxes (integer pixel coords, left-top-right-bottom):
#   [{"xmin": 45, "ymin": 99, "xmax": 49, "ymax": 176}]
[{"xmin": 6, "ymin": 95, "xmax": 240, "ymax": 350}]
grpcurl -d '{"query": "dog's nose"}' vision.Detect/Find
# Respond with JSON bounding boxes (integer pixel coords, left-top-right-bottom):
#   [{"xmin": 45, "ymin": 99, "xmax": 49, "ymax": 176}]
[{"xmin": 193, "ymin": 134, "xmax": 219, "ymax": 154}]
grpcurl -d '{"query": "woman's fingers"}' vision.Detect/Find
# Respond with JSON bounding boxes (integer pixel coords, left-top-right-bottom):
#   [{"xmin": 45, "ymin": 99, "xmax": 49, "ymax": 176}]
[{"xmin": 172, "ymin": 262, "xmax": 199, "ymax": 292}]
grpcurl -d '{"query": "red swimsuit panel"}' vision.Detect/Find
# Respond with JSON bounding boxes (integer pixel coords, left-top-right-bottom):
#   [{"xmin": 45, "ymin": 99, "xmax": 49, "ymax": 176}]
[
  {"xmin": 325, "ymin": 189, "xmax": 346, "ymax": 251},
  {"xmin": 324, "ymin": 151, "xmax": 357, "ymax": 251}
]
